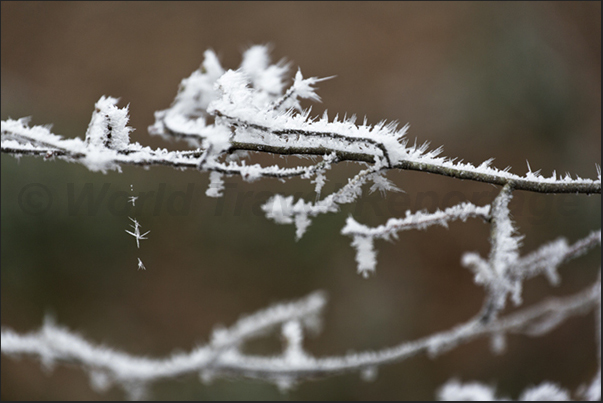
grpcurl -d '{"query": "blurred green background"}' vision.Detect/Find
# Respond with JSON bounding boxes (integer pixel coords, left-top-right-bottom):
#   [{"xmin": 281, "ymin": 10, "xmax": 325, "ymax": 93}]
[{"xmin": 1, "ymin": 2, "xmax": 600, "ymax": 400}]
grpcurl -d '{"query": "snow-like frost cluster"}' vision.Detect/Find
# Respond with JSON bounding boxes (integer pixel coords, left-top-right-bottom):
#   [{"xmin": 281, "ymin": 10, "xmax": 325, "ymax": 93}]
[
  {"xmin": 85, "ymin": 96, "xmax": 133, "ymax": 150},
  {"xmin": 438, "ymin": 379, "xmax": 572, "ymax": 401}
]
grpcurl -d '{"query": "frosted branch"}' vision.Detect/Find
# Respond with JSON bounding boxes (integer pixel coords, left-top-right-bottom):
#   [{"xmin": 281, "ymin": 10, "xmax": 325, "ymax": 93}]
[
  {"xmin": 1, "ymin": 44, "xmax": 601, "ymax": 400},
  {"xmin": 479, "ymin": 184, "xmax": 524, "ymax": 317},
  {"xmin": 262, "ymin": 162, "xmax": 385, "ymax": 240},
  {"xmin": 1, "ymin": 118, "xmax": 338, "ymax": 185},
  {"xmin": 510, "ymin": 231, "xmax": 601, "ymax": 286},
  {"xmin": 342, "ymin": 201, "xmax": 491, "ymax": 276},
  {"xmin": 2, "ymin": 281, "xmax": 598, "ymax": 399},
  {"xmin": 3, "ymin": 46, "xmax": 600, "ymax": 194},
  {"xmin": 343, "ymin": 202, "xmax": 491, "ymax": 240},
  {"xmin": 1, "ymin": 291, "xmax": 326, "ymax": 399},
  {"xmin": 465, "ymin": 223, "xmax": 600, "ymax": 323}
]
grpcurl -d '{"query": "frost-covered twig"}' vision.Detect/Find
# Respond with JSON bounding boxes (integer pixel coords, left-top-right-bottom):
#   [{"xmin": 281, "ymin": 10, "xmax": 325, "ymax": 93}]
[
  {"xmin": 1, "ymin": 291, "xmax": 326, "ymax": 399},
  {"xmin": 463, "ymin": 184, "xmax": 600, "ymax": 322},
  {"xmin": 510, "ymin": 231, "xmax": 601, "ymax": 285},
  {"xmin": 1, "ymin": 45, "xmax": 601, "ymax": 400},
  {"xmin": 473, "ymin": 184, "xmax": 524, "ymax": 321},
  {"xmin": 342, "ymin": 201, "xmax": 491, "ymax": 277},
  {"xmin": 343, "ymin": 202, "xmax": 492, "ymax": 239},
  {"xmin": 2, "ymin": 47, "xmax": 600, "ymax": 195},
  {"xmin": 1, "ymin": 281, "xmax": 598, "ymax": 400},
  {"xmin": 461, "ymin": 188, "xmax": 600, "ymax": 323},
  {"xmin": 0, "ymin": 116, "xmax": 340, "ymax": 184},
  {"xmin": 262, "ymin": 161, "xmax": 389, "ymax": 240}
]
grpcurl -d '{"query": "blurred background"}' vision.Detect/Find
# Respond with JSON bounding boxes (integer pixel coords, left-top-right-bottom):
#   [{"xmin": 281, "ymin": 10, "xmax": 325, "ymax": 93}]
[{"xmin": 1, "ymin": 2, "xmax": 600, "ymax": 400}]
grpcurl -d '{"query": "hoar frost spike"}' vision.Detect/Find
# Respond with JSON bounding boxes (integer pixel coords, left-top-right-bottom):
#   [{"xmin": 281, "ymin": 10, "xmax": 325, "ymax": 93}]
[{"xmin": 125, "ymin": 217, "xmax": 150, "ymax": 249}]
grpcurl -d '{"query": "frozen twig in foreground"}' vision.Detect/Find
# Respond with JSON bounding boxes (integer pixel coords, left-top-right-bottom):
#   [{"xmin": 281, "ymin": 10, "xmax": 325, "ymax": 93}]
[
  {"xmin": 438, "ymin": 379, "xmax": 572, "ymax": 401},
  {"xmin": 1, "ymin": 282, "xmax": 598, "ymax": 400},
  {"xmin": 439, "ymin": 359, "xmax": 601, "ymax": 401},
  {"xmin": 1, "ymin": 291, "xmax": 326, "ymax": 399}
]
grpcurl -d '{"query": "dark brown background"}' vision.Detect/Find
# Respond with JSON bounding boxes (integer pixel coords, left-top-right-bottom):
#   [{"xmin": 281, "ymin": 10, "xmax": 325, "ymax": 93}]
[{"xmin": 1, "ymin": 2, "xmax": 601, "ymax": 400}]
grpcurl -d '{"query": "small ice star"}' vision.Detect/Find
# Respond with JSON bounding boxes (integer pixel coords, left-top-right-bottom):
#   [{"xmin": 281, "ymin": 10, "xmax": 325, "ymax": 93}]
[
  {"xmin": 137, "ymin": 258, "xmax": 146, "ymax": 271},
  {"xmin": 125, "ymin": 217, "xmax": 150, "ymax": 248},
  {"xmin": 128, "ymin": 196, "xmax": 138, "ymax": 206}
]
